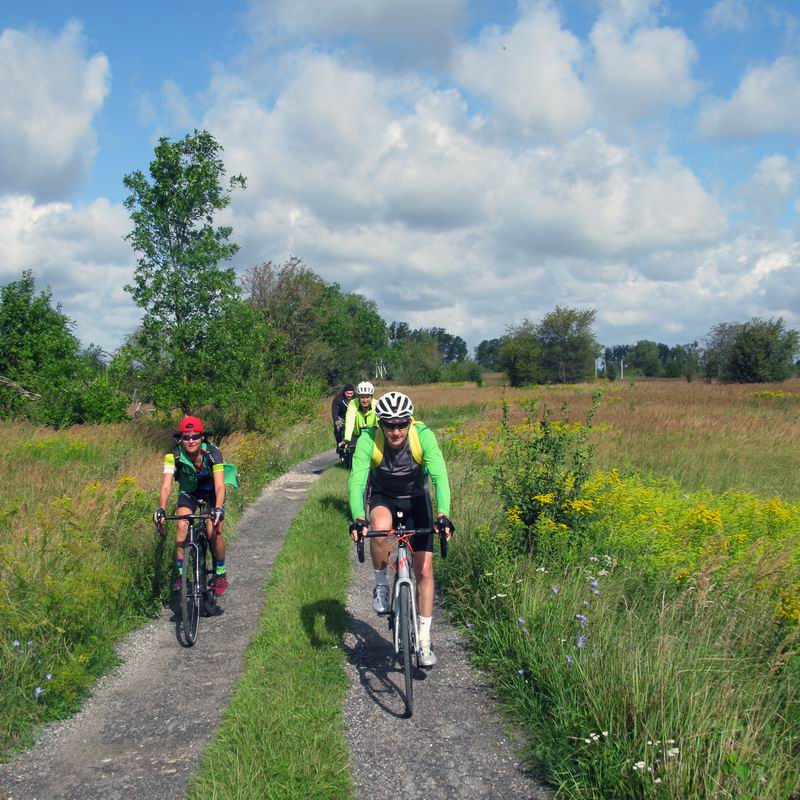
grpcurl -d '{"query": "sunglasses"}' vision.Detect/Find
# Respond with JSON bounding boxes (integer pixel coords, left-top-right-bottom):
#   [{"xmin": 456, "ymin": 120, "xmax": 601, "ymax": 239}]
[
  {"xmin": 181, "ymin": 433, "xmax": 203, "ymax": 441},
  {"xmin": 381, "ymin": 421, "xmax": 409, "ymax": 431}
]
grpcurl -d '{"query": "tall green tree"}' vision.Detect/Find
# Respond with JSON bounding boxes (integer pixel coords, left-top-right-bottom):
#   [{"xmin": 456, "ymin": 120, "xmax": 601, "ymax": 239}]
[
  {"xmin": 629, "ymin": 340, "xmax": 662, "ymax": 377},
  {"xmin": 702, "ymin": 318, "xmax": 799, "ymax": 383},
  {"xmin": 475, "ymin": 337, "xmax": 503, "ymax": 370},
  {"xmin": 0, "ymin": 271, "xmax": 128, "ymax": 425},
  {"xmin": 536, "ymin": 306, "xmax": 597, "ymax": 383},
  {"xmin": 497, "ymin": 320, "xmax": 542, "ymax": 387},
  {"xmin": 122, "ymin": 129, "xmax": 246, "ymax": 412}
]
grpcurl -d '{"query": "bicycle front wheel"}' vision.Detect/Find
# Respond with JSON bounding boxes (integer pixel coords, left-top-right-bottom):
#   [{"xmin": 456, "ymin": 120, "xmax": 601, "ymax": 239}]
[
  {"xmin": 181, "ymin": 542, "xmax": 200, "ymax": 646},
  {"xmin": 398, "ymin": 583, "xmax": 414, "ymax": 718}
]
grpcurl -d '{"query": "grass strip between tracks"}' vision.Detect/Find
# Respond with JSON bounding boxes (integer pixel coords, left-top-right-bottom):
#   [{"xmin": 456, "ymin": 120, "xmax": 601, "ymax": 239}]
[{"xmin": 188, "ymin": 465, "xmax": 353, "ymax": 800}]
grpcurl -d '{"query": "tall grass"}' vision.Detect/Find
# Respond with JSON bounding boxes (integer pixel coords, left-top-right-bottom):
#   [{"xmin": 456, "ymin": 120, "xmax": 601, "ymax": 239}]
[
  {"xmin": 436, "ymin": 394, "xmax": 800, "ymax": 799},
  {"xmin": 0, "ymin": 409, "xmax": 332, "ymax": 761}
]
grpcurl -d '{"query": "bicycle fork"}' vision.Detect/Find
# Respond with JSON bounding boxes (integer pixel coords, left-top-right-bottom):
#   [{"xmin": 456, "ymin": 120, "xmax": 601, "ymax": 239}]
[{"xmin": 392, "ymin": 552, "xmax": 420, "ymax": 657}]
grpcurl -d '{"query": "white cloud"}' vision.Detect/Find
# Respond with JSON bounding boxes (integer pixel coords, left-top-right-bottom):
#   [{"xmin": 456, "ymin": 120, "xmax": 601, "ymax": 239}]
[
  {"xmin": 0, "ymin": 195, "xmax": 138, "ymax": 347},
  {"xmin": 705, "ymin": 0, "xmax": 751, "ymax": 32},
  {"xmin": 0, "ymin": 21, "xmax": 110, "ymax": 201},
  {"xmin": 737, "ymin": 153, "xmax": 800, "ymax": 223},
  {"xmin": 699, "ymin": 56, "xmax": 800, "ymax": 138},
  {"xmin": 162, "ymin": 80, "xmax": 195, "ymax": 131},
  {"xmin": 246, "ymin": 0, "xmax": 467, "ymax": 67},
  {"xmin": 589, "ymin": 20, "xmax": 698, "ymax": 119},
  {"xmin": 452, "ymin": 4, "xmax": 591, "ymax": 141}
]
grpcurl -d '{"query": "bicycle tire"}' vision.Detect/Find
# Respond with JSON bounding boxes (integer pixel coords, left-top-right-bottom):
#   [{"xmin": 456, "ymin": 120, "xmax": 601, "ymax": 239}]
[
  {"xmin": 398, "ymin": 583, "xmax": 414, "ymax": 718},
  {"xmin": 202, "ymin": 542, "xmax": 217, "ymax": 616},
  {"xmin": 181, "ymin": 542, "xmax": 200, "ymax": 645}
]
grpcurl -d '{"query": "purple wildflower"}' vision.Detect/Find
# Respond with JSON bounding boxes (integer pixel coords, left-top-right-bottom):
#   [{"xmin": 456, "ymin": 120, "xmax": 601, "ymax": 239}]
[
  {"xmin": 565, "ymin": 655, "xmax": 574, "ymax": 665},
  {"xmin": 576, "ymin": 634, "xmax": 586, "ymax": 649},
  {"xmin": 517, "ymin": 616, "xmax": 525, "ymax": 625},
  {"xmin": 576, "ymin": 614, "xmax": 588, "ymax": 628},
  {"xmin": 34, "ymin": 686, "xmax": 43, "ymax": 700},
  {"xmin": 590, "ymin": 579, "xmax": 599, "ymax": 589},
  {"xmin": 46, "ymin": 673, "xmax": 52, "ymax": 681},
  {"xmin": 551, "ymin": 585, "xmax": 559, "ymax": 595}
]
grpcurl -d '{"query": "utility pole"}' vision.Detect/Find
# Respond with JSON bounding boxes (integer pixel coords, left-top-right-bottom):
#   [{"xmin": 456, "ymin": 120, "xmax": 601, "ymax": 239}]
[{"xmin": 620, "ymin": 357, "xmax": 624, "ymax": 380}]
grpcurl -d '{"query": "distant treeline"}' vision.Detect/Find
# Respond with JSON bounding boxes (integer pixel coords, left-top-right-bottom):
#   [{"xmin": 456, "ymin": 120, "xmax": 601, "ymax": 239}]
[{"xmin": 1, "ymin": 129, "xmax": 797, "ymax": 429}]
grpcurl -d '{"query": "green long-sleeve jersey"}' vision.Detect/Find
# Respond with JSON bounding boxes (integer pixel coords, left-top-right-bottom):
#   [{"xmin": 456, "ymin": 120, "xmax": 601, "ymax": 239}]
[{"xmin": 348, "ymin": 422, "xmax": 451, "ymax": 519}]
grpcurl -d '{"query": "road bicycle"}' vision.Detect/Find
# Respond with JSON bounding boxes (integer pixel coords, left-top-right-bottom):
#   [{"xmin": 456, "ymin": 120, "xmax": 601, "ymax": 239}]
[
  {"xmin": 158, "ymin": 500, "xmax": 219, "ymax": 646},
  {"xmin": 354, "ymin": 511, "xmax": 447, "ymax": 718}
]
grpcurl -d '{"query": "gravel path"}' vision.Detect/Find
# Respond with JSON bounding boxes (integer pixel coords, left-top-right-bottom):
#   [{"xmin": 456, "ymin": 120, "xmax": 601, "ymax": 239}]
[
  {"xmin": 342, "ymin": 546, "xmax": 551, "ymax": 799},
  {"xmin": 0, "ymin": 451, "xmax": 337, "ymax": 800}
]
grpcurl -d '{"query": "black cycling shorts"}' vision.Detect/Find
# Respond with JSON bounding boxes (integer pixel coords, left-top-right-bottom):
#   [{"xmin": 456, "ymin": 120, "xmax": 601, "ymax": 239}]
[
  {"xmin": 367, "ymin": 492, "xmax": 434, "ymax": 553},
  {"xmin": 177, "ymin": 491, "xmax": 217, "ymax": 514}
]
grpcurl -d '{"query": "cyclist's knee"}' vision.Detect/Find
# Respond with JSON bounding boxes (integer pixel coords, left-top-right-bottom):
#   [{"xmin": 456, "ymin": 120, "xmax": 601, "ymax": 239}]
[{"xmin": 414, "ymin": 554, "xmax": 434, "ymax": 581}]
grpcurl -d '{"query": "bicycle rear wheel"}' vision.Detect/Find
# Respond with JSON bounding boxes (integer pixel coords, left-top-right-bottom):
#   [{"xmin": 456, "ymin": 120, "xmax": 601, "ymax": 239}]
[
  {"xmin": 398, "ymin": 583, "xmax": 414, "ymax": 718},
  {"xmin": 181, "ymin": 542, "xmax": 200, "ymax": 645}
]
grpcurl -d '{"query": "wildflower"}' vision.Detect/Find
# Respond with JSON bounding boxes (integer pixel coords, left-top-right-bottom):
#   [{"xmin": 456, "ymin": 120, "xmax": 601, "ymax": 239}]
[
  {"xmin": 490, "ymin": 593, "xmax": 507, "ymax": 599},
  {"xmin": 590, "ymin": 579, "xmax": 599, "ymax": 589},
  {"xmin": 575, "ymin": 614, "xmax": 588, "ymax": 628},
  {"xmin": 666, "ymin": 739, "xmax": 675, "ymax": 744},
  {"xmin": 667, "ymin": 747, "xmax": 679, "ymax": 758},
  {"xmin": 654, "ymin": 778, "xmax": 662, "ymax": 784},
  {"xmin": 633, "ymin": 761, "xmax": 646, "ymax": 771},
  {"xmin": 592, "ymin": 590, "xmax": 600, "ymax": 596},
  {"xmin": 598, "ymin": 569, "xmax": 608, "ymax": 576},
  {"xmin": 551, "ymin": 585, "xmax": 559, "ymax": 595},
  {"xmin": 517, "ymin": 668, "xmax": 525, "ymax": 675},
  {"xmin": 521, "ymin": 626, "xmax": 530, "ymax": 635},
  {"xmin": 565, "ymin": 655, "xmax": 573, "ymax": 665},
  {"xmin": 584, "ymin": 738, "xmax": 591, "ymax": 744},
  {"xmin": 576, "ymin": 634, "xmax": 586, "ymax": 649},
  {"xmin": 582, "ymin": 599, "xmax": 590, "ymax": 606},
  {"xmin": 590, "ymin": 732, "xmax": 600, "ymax": 741},
  {"xmin": 589, "ymin": 556, "xmax": 599, "ymax": 562},
  {"xmin": 536, "ymin": 566, "xmax": 547, "ymax": 573},
  {"xmin": 517, "ymin": 616, "xmax": 525, "ymax": 625},
  {"xmin": 46, "ymin": 673, "xmax": 52, "ymax": 681},
  {"xmin": 602, "ymin": 731, "xmax": 608, "ymax": 737},
  {"xmin": 27, "ymin": 640, "xmax": 32, "ymax": 647},
  {"xmin": 466, "ymin": 623, "xmax": 475, "ymax": 629},
  {"xmin": 34, "ymin": 687, "xmax": 43, "ymax": 700},
  {"xmin": 12, "ymin": 640, "xmax": 20, "ymax": 648}
]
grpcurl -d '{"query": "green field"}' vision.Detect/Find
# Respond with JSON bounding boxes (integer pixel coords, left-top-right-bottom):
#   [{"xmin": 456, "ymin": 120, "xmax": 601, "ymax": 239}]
[{"xmin": 3, "ymin": 380, "xmax": 800, "ymax": 798}]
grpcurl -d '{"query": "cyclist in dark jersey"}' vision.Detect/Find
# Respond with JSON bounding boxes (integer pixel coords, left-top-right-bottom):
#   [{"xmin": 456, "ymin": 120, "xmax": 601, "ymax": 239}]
[
  {"xmin": 348, "ymin": 391, "xmax": 453, "ymax": 667},
  {"xmin": 331, "ymin": 383, "xmax": 355, "ymax": 446},
  {"xmin": 154, "ymin": 416, "xmax": 229, "ymax": 596}
]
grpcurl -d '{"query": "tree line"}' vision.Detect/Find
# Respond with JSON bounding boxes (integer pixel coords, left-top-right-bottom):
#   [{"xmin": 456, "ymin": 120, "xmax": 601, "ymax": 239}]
[{"xmin": 1, "ymin": 129, "xmax": 798, "ymax": 428}]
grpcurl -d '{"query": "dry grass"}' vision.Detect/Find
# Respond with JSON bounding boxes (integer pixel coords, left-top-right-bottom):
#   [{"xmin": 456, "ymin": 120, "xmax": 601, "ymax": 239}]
[{"xmin": 388, "ymin": 377, "xmax": 800, "ymax": 499}]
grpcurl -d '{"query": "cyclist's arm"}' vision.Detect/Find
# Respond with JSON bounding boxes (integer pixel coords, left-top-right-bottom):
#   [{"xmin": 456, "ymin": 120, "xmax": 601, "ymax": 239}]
[
  {"xmin": 419, "ymin": 426, "xmax": 451, "ymax": 517},
  {"xmin": 209, "ymin": 447, "xmax": 226, "ymax": 509},
  {"xmin": 343, "ymin": 400, "xmax": 357, "ymax": 441},
  {"xmin": 159, "ymin": 453, "xmax": 176, "ymax": 508},
  {"xmin": 331, "ymin": 394, "xmax": 340, "ymax": 421},
  {"xmin": 348, "ymin": 434, "xmax": 373, "ymax": 519}
]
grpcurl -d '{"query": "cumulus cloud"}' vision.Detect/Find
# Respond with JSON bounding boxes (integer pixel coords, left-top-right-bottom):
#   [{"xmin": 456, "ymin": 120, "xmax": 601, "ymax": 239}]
[
  {"xmin": 0, "ymin": 21, "xmax": 110, "ymax": 201},
  {"xmin": 699, "ymin": 56, "xmax": 800, "ymax": 138},
  {"xmin": 589, "ymin": 20, "xmax": 698, "ymax": 119},
  {"xmin": 245, "ymin": 0, "xmax": 467, "ymax": 68},
  {"xmin": 737, "ymin": 153, "xmax": 800, "ymax": 223},
  {"xmin": 0, "ymin": 195, "xmax": 138, "ymax": 347},
  {"xmin": 705, "ymin": 0, "xmax": 751, "ymax": 32},
  {"xmin": 452, "ymin": 4, "xmax": 590, "ymax": 142}
]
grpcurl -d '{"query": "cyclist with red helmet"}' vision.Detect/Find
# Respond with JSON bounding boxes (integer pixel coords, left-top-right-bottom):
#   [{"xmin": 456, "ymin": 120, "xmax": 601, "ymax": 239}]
[
  {"xmin": 348, "ymin": 391, "xmax": 454, "ymax": 667},
  {"xmin": 154, "ymin": 416, "xmax": 230, "ymax": 596}
]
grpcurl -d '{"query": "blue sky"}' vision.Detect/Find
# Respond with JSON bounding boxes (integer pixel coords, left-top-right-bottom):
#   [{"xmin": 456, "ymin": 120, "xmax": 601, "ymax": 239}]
[{"xmin": 1, "ymin": 0, "xmax": 799, "ymax": 354}]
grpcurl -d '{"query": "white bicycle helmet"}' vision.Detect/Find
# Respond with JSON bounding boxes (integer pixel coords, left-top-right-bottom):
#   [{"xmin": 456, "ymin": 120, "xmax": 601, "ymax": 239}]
[
  {"xmin": 356, "ymin": 380, "xmax": 375, "ymax": 396},
  {"xmin": 375, "ymin": 391, "xmax": 414, "ymax": 422}
]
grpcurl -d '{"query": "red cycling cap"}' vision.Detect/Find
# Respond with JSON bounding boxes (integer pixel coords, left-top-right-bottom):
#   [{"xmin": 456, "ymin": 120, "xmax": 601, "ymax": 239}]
[{"xmin": 179, "ymin": 415, "xmax": 204, "ymax": 433}]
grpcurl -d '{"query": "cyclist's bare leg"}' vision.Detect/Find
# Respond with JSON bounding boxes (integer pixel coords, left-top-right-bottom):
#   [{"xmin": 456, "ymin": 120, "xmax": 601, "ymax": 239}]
[
  {"xmin": 174, "ymin": 506, "xmax": 191, "ymax": 561},
  {"xmin": 368, "ymin": 505, "xmax": 394, "ymax": 570},
  {"xmin": 412, "ymin": 550, "xmax": 434, "ymax": 617},
  {"xmin": 206, "ymin": 518, "xmax": 225, "ymax": 562}
]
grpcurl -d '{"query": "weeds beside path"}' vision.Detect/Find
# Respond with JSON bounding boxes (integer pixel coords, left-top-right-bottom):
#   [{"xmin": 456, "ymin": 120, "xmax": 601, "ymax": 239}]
[{"xmin": 0, "ymin": 451, "xmax": 336, "ymax": 800}]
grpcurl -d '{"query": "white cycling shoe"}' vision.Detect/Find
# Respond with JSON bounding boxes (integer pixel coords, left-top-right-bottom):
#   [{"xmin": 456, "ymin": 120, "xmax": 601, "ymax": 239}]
[
  {"xmin": 418, "ymin": 641, "xmax": 438, "ymax": 668},
  {"xmin": 372, "ymin": 584, "xmax": 390, "ymax": 614}
]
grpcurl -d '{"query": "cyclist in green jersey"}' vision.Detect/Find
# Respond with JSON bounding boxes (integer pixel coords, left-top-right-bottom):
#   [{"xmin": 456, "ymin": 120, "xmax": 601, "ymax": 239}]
[
  {"xmin": 339, "ymin": 380, "xmax": 378, "ymax": 453},
  {"xmin": 348, "ymin": 391, "xmax": 454, "ymax": 667},
  {"xmin": 154, "ymin": 416, "xmax": 231, "ymax": 596}
]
